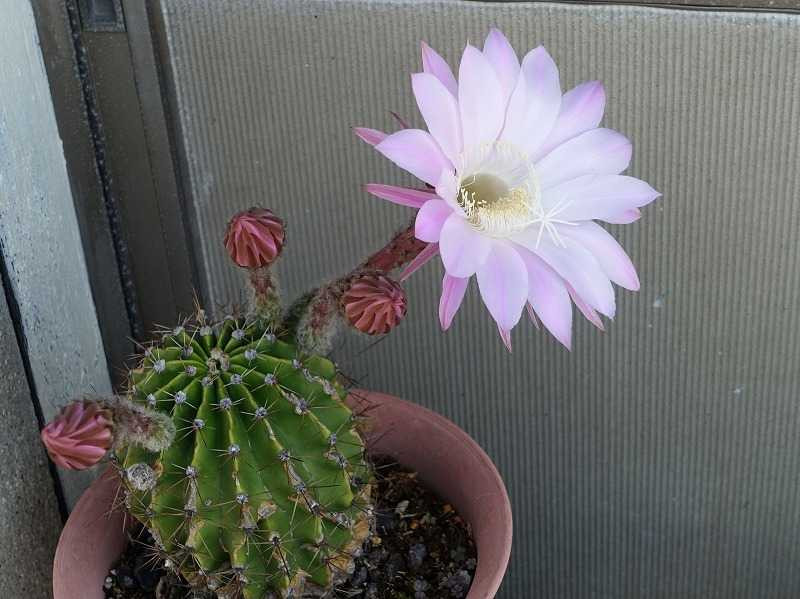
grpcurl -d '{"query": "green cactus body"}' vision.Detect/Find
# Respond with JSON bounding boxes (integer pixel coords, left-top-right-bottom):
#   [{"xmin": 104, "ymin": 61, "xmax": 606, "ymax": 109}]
[{"xmin": 120, "ymin": 316, "xmax": 371, "ymax": 598}]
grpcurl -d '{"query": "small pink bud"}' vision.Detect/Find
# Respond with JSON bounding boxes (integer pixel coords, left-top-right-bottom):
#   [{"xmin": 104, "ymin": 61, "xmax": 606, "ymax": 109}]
[
  {"xmin": 224, "ymin": 208, "xmax": 285, "ymax": 269},
  {"xmin": 342, "ymin": 273, "xmax": 407, "ymax": 335},
  {"xmin": 41, "ymin": 401, "xmax": 113, "ymax": 470}
]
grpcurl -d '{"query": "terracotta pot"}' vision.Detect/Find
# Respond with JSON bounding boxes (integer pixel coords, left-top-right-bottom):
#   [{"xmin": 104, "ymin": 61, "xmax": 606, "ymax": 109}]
[{"xmin": 53, "ymin": 392, "xmax": 513, "ymax": 598}]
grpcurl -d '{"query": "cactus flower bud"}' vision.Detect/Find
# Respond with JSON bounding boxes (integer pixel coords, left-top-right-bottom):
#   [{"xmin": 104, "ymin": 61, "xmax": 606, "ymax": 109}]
[
  {"xmin": 342, "ymin": 273, "xmax": 407, "ymax": 335},
  {"xmin": 40, "ymin": 401, "xmax": 112, "ymax": 470},
  {"xmin": 224, "ymin": 207, "xmax": 285, "ymax": 269}
]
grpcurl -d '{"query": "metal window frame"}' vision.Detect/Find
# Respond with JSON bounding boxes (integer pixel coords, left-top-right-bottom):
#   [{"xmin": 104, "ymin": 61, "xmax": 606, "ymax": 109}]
[{"xmin": 31, "ymin": 0, "xmax": 199, "ymax": 385}]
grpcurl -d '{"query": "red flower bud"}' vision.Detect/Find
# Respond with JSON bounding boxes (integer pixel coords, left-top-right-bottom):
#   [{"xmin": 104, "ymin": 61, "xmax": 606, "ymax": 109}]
[
  {"xmin": 342, "ymin": 273, "xmax": 407, "ymax": 335},
  {"xmin": 224, "ymin": 208, "xmax": 285, "ymax": 268},
  {"xmin": 41, "ymin": 401, "xmax": 113, "ymax": 470}
]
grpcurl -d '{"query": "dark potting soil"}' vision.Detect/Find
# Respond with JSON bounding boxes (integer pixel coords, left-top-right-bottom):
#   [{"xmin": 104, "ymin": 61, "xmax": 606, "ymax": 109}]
[{"xmin": 103, "ymin": 458, "xmax": 477, "ymax": 599}]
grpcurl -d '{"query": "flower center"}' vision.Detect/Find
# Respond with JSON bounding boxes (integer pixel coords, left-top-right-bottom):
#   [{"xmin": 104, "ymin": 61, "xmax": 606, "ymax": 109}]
[{"xmin": 456, "ymin": 142, "xmax": 540, "ymax": 238}]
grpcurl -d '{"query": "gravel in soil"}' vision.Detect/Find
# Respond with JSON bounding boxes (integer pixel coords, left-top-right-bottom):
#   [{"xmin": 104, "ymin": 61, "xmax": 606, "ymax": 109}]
[{"xmin": 103, "ymin": 458, "xmax": 477, "ymax": 598}]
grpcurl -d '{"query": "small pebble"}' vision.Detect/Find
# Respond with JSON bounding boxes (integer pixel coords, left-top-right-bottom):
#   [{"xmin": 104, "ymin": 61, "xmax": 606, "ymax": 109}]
[{"xmin": 409, "ymin": 542, "xmax": 427, "ymax": 568}]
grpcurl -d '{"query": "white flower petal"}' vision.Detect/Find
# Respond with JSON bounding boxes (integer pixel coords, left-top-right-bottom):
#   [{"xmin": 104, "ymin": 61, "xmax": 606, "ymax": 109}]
[
  {"xmin": 482, "ymin": 28, "xmax": 520, "ymax": 102},
  {"xmin": 415, "ymin": 199, "xmax": 453, "ymax": 243},
  {"xmin": 536, "ymin": 128, "xmax": 632, "ymax": 190},
  {"xmin": 435, "ymin": 170, "xmax": 465, "ymax": 216},
  {"xmin": 559, "ymin": 222, "xmax": 640, "ymax": 291},
  {"xmin": 375, "ymin": 129, "xmax": 452, "ymax": 186},
  {"xmin": 476, "ymin": 242, "xmax": 528, "ymax": 330},
  {"xmin": 421, "ymin": 41, "xmax": 458, "ymax": 97},
  {"xmin": 514, "ymin": 232, "xmax": 615, "ymax": 318},
  {"xmin": 458, "ymin": 45, "xmax": 505, "ymax": 150},
  {"xmin": 412, "ymin": 72, "xmax": 463, "ymax": 165},
  {"xmin": 500, "ymin": 46, "xmax": 561, "ymax": 157},
  {"xmin": 533, "ymin": 80, "xmax": 605, "ymax": 161},
  {"xmin": 518, "ymin": 249, "xmax": 573, "ymax": 349},
  {"xmin": 567, "ymin": 283, "xmax": 605, "ymax": 331},
  {"xmin": 541, "ymin": 174, "xmax": 661, "ymax": 222},
  {"xmin": 439, "ymin": 213, "xmax": 492, "ymax": 277}
]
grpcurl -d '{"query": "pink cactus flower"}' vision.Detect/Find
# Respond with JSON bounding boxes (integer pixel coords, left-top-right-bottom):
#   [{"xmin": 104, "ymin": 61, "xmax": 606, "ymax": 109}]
[
  {"xmin": 358, "ymin": 29, "xmax": 660, "ymax": 350},
  {"xmin": 40, "ymin": 401, "xmax": 113, "ymax": 470},
  {"xmin": 224, "ymin": 208, "xmax": 285, "ymax": 269},
  {"xmin": 342, "ymin": 273, "xmax": 407, "ymax": 335}
]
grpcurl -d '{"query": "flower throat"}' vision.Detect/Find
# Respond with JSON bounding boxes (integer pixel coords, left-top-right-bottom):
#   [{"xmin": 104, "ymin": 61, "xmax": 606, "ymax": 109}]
[{"xmin": 457, "ymin": 172, "xmax": 537, "ymax": 238}]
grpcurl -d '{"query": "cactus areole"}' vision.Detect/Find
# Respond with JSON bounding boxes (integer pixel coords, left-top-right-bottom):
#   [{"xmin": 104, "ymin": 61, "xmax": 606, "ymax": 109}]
[{"xmin": 121, "ymin": 315, "xmax": 372, "ymax": 598}]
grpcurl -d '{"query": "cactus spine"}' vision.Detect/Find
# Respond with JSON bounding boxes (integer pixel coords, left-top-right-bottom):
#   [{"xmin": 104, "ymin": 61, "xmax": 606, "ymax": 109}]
[{"xmin": 120, "ymin": 314, "xmax": 371, "ymax": 598}]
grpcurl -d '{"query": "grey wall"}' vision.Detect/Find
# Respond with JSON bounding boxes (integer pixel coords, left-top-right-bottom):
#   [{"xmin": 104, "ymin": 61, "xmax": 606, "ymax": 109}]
[
  {"xmin": 0, "ymin": 0, "xmax": 112, "ymax": 509},
  {"xmin": 153, "ymin": 1, "xmax": 800, "ymax": 597},
  {"xmin": 0, "ymin": 279, "xmax": 63, "ymax": 598}
]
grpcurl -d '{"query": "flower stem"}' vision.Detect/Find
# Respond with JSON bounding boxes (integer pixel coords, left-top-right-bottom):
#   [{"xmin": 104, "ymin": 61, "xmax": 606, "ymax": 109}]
[
  {"xmin": 288, "ymin": 220, "xmax": 423, "ymax": 354},
  {"xmin": 361, "ymin": 220, "xmax": 427, "ymax": 274},
  {"xmin": 248, "ymin": 267, "xmax": 281, "ymax": 327}
]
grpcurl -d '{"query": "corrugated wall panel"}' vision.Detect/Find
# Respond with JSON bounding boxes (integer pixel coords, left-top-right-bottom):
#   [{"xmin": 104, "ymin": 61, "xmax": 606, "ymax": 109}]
[{"xmin": 155, "ymin": 2, "xmax": 800, "ymax": 596}]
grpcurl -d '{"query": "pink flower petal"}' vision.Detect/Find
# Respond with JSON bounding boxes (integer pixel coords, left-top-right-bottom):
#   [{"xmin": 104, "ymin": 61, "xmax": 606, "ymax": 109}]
[
  {"xmin": 536, "ymin": 128, "xmax": 632, "ymax": 190},
  {"xmin": 458, "ymin": 45, "xmax": 505, "ymax": 149},
  {"xmin": 439, "ymin": 273, "xmax": 469, "ymax": 330},
  {"xmin": 604, "ymin": 208, "xmax": 642, "ymax": 224},
  {"xmin": 475, "ymin": 242, "xmax": 528, "ymax": 330},
  {"xmin": 542, "ymin": 174, "xmax": 661, "ymax": 222},
  {"xmin": 41, "ymin": 401, "xmax": 112, "ymax": 470},
  {"xmin": 501, "ymin": 46, "xmax": 561, "ymax": 157},
  {"xmin": 518, "ymin": 249, "xmax": 573, "ymax": 349},
  {"xmin": 412, "ymin": 72, "xmax": 463, "ymax": 164},
  {"xmin": 375, "ymin": 129, "xmax": 452, "ymax": 186},
  {"xmin": 364, "ymin": 184, "xmax": 435, "ymax": 209},
  {"xmin": 439, "ymin": 213, "xmax": 492, "ymax": 277},
  {"xmin": 567, "ymin": 283, "xmax": 605, "ymax": 331},
  {"xmin": 559, "ymin": 221, "xmax": 640, "ymax": 291},
  {"xmin": 415, "ymin": 199, "xmax": 453, "ymax": 242},
  {"xmin": 533, "ymin": 80, "xmax": 605, "ymax": 161},
  {"xmin": 65, "ymin": 402, "xmax": 85, "ymax": 428},
  {"xmin": 421, "ymin": 41, "xmax": 458, "ymax": 97},
  {"xmin": 390, "ymin": 111, "xmax": 411, "ymax": 129},
  {"xmin": 483, "ymin": 28, "xmax": 519, "ymax": 102},
  {"xmin": 526, "ymin": 303, "xmax": 541, "ymax": 329},
  {"xmin": 497, "ymin": 325, "xmax": 513, "ymax": 352},
  {"xmin": 353, "ymin": 127, "xmax": 387, "ymax": 146},
  {"xmin": 401, "ymin": 243, "xmax": 439, "ymax": 281},
  {"xmin": 515, "ymin": 233, "xmax": 615, "ymax": 318}
]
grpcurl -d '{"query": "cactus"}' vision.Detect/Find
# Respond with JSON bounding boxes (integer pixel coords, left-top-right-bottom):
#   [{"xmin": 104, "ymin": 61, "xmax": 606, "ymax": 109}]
[
  {"xmin": 119, "ymin": 313, "xmax": 372, "ymax": 598},
  {"xmin": 41, "ymin": 207, "xmax": 416, "ymax": 598}
]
